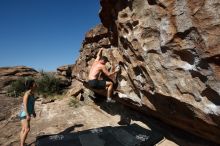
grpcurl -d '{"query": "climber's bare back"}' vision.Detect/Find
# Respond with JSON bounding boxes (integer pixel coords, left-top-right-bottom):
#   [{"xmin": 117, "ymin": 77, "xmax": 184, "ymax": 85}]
[{"xmin": 88, "ymin": 61, "xmax": 105, "ymax": 80}]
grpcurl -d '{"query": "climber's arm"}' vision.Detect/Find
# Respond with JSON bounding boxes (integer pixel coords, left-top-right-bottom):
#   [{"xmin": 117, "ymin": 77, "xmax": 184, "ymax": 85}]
[{"xmin": 95, "ymin": 48, "xmax": 104, "ymax": 61}]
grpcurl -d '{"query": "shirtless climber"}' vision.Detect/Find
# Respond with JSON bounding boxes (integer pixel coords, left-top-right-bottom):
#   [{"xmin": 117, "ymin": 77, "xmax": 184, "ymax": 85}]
[{"xmin": 88, "ymin": 48, "xmax": 120, "ymax": 102}]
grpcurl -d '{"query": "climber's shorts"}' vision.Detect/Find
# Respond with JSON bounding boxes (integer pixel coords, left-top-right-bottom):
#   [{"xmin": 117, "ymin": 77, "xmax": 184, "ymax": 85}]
[{"xmin": 88, "ymin": 80, "xmax": 106, "ymax": 89}]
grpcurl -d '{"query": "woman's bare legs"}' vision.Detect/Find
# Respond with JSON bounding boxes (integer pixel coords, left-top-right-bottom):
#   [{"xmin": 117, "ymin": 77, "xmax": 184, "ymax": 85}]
[{"xmin": 20, "ymin": 119, "xmax": 30, "ymax": 146}]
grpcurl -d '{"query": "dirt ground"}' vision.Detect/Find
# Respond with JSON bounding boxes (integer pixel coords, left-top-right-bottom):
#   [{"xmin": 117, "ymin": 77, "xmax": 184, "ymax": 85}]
[{"xmin": 0, "ymin": 95, "xmax": 218, "ymax": 146}]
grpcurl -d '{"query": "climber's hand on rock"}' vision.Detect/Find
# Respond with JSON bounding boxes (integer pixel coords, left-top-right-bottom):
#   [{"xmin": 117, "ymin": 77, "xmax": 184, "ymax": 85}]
[{"xmin": 115, "ymin": 65, "xmax": 121, "ymax": 73}]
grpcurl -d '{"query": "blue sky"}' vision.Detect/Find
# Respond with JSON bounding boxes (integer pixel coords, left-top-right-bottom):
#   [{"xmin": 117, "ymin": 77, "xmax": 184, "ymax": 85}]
[{"xmin": 0, "ymin": 0, "xmax": 100, "ymax": 71}]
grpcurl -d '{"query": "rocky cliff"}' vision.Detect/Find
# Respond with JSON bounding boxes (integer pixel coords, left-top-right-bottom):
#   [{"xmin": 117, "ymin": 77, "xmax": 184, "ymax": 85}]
[{"xmin": 71, "ymin": 0, "xmax": 220, "ymax": 144}]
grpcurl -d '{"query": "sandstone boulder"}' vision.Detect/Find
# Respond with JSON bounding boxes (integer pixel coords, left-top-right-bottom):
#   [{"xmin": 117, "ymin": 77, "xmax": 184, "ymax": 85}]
[
  {"xmin": 57, "ymin": 64, "xmax": 73, "ymax": 78},
  {"xmin": 71, "ymin": 0, "xmax": 220, "ymax": 144}
]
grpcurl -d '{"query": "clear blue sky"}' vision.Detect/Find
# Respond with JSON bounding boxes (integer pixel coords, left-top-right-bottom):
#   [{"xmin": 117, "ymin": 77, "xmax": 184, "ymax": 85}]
[{"xmin": 0, "ymin": 0, "xmax": 100, "ymax": 71}]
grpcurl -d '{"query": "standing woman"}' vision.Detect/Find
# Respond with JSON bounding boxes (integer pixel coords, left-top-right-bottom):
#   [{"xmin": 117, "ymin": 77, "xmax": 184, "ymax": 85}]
[{"xmin": 19, "ymin": 79, "xmax": 37, "ymax": 146}]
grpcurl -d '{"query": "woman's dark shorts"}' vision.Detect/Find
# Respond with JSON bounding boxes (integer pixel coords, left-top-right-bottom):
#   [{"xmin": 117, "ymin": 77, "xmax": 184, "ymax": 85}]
[{"xmin": 88, "ymin": 80, "xmax": 106, "ymax": 89}]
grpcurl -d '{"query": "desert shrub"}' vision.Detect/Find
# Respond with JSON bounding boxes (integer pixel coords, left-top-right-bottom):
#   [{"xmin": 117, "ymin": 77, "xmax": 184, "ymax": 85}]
[
  {"xmin": 69, "ymin": 97, "xmax": 81, "ymax": 108},
  {"xmin": 7, "ymin": 71, "xmax": 63, "ymax": 97},
  {"xmin": 7, "ymin": 77, "xmax": 34, "ymax": 97},
  {"xmin": 36, "ymin": 72, "xmax": 62, "ymax": 96}
]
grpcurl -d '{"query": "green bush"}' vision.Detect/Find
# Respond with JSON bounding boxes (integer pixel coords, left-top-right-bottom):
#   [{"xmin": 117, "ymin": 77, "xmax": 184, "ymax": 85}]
[
  {"xmin": 7, "ymin": 72, "xmax": 63, "ymax": 97},
  {"xmin": 7, "ymin": 77, "xmax": 34, "ymax": 97},
  {"xmin": 36, "ymin": 72, "xmax": 62, "ymax": 96},
  {"xmin": 69, "ymin": 97, "xmax": 82, "ymax": 108}
]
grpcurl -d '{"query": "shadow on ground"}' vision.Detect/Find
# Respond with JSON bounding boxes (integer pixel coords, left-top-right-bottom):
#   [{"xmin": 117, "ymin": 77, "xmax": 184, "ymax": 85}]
[
  {"xmin": 36, "ymin": 123, "xmax": 163, "ymax": 146},
  {"xmin": 91, "ymin": 94, "xmax": 219, "ymax": 146}
]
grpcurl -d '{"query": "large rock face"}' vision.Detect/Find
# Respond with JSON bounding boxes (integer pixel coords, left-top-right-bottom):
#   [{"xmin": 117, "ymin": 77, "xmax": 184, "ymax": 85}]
[{"xmin": 72, "ymin": 0, "xmax": 220, "ymax": 144}]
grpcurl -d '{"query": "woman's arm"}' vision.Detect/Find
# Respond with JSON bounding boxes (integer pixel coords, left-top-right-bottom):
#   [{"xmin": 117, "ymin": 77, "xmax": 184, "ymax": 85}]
[
  {"xmin": 23, "ymin": 91, "xmax": 30, "ymax": 119},
  {"xmin": 33, "ymin": 99, "xmax": 36, "ymax": 118}
]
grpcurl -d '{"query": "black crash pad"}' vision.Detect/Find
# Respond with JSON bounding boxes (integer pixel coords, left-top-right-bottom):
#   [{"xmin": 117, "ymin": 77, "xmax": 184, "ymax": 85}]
[{"xmin": 36, "ymin": 124, "xmax": 164, "ymax": 146}]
